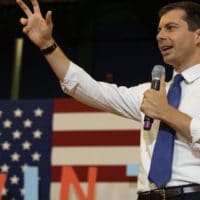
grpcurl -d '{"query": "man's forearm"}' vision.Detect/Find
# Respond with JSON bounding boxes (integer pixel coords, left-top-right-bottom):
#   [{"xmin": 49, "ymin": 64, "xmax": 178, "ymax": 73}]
[{"xmin": 44, "ymin": 45, "xmax": 70, "ymax": 81}]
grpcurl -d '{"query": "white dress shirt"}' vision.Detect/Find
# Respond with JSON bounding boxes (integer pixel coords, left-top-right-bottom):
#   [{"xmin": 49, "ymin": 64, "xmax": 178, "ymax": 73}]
[{"xmin": 60, "ymin": 62, "xmax": 200, "ymax": 192}]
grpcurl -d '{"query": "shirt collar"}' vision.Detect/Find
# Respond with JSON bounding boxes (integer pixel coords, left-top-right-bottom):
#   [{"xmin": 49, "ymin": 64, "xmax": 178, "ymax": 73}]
[{"xmin": 172, "ymin": 64, "xmax": 200, "ymax": 83}]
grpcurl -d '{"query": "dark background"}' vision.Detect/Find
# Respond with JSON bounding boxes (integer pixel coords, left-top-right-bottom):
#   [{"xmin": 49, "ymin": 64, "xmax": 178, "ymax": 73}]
[{"xmin": 0, "ymin": 0, "xmax": 197, "ymax": 99}]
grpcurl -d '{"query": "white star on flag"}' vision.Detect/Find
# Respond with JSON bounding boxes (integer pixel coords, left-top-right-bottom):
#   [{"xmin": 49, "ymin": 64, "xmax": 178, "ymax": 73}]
[
  {"xmin": 20, "ymin": 188, "xmax": 25, "ymax": 196},
  {"xmin": 33, "ymin": 129, "xmax": 42, "ymax": 139},
  {"xmin": 23, "ymin": 119, "xmax": 32, "ymax": 128},
  {"xmin": 32, "ymin": 152, "xmax": 41, "ymax": 161},
  {"xmin": 21, "ymin": 164, "xmax": 29, "ymax": 172},
  {"xmin": 10, "ymin": 175, "xmax": 20, "ymax": 185},
  {"xmin": 12, "ymin": 130, "xmax": 22, "ymax": 139},
  {"xmin": 11, "ymin": 152, "xmax": 20, "ymax": 162},
  {"xmin": 3, "ymin": 119, "xmax": 12, "ymax": 128},
  {"xmin": 34, "ymin": 107, "xmax": 44, "ymax": 117},
  {"xmin": 2, "ymin": 141, "xmax": 11, "ymax": 150},
  {"xmin": 13, "ymin": 108, "xmax": 23, "ymax": 117},
  {"xmin": 2, "ymin": 187, "xmax": 8, "ymax": 196},
  {"xmin": 1, "ymin": 163, "xmax": 10, "ymax": 172},
  {"xmin": 22, "ymin": 141, "xmax": 32, "ymax": 150}
]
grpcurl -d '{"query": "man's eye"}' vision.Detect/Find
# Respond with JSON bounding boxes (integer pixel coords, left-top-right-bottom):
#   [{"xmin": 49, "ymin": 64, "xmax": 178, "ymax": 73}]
[{"xmin": 167, "ymin": 25, "xmax": 175, "ymax": 31}]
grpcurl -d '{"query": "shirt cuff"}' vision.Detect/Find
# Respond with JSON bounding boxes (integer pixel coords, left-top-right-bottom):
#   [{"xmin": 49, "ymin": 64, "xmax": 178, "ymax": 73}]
[
  {"xmin": 60, "ymin": 61, "xmax": 82, "ymax": 93},
  {"xmin": 190, "ymin": 118, "xmax": 200, "ymax": 150}
]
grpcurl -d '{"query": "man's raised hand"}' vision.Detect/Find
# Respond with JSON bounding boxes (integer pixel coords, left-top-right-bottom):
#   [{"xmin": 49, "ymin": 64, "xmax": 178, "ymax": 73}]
[{"xmin": 16, "ymin": 0, "xmax": 54, "ymax": 49}]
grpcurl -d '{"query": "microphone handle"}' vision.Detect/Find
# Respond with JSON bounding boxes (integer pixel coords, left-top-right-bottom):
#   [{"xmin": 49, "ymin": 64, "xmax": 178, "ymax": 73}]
[{"xmin": 143, "ymin": 79, "xmax": 160, "ymax": 130}]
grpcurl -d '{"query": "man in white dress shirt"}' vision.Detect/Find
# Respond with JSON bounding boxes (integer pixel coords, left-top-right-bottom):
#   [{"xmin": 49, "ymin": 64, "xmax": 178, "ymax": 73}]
[{"xmin": 17, "ymin": 0, "xmax": 200, "ymax": 199}]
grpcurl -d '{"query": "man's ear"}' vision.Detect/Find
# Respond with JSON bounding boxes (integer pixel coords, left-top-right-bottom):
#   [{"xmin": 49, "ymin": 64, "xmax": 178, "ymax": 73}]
[{"xmin": 195, "ymin": 29, "xmax": 200, "ymax": 44}]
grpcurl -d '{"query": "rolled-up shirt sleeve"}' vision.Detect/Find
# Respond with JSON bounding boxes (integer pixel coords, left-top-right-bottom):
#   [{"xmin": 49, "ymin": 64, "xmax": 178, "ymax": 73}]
[
  {"xmin": 60, "ymin": 61, "xmax": 148, "ymax": 121},
  {"xmin": 60, "ymin": 61, "xmax": 84, "ymax": 93},
  {"xmin": 190, "ymin": 118, "xmax": 200, "ymax": 150}
]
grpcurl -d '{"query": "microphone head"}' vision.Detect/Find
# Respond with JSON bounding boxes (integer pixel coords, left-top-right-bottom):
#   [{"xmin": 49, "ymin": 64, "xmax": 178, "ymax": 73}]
[{"xmin": 151, "ymin": 65, "xmax": 165, "ymax": 79}]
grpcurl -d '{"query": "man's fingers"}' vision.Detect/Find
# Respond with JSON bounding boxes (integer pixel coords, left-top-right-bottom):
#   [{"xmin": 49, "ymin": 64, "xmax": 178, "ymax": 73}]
[
  {"xmin": 20, "ymin": 17, "xmax": 28, "ymax": 25},
  {"xmin": 23, "ymin": 26, "xmax": 29, "ymax": 34},
  {"xmin": 31, "ymin": 0, "xmax": 41, "ymax": 14},
  {"xmin": 46, "ymin": 11, "xmax": 53, "ymax": 26},
  {"xmin": 16, "ymin": 0, "xmax": 33, "ymax": 17},
  {"xmin": 160, "ymin": 74, "xmax": 166, "ymax": 91}
]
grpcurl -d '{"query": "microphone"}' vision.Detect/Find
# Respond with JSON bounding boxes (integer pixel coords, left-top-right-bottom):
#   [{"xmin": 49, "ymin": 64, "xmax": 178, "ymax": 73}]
[{"xmin": 143, "ymin": 65, "xmax": 165, "ymax": 130}]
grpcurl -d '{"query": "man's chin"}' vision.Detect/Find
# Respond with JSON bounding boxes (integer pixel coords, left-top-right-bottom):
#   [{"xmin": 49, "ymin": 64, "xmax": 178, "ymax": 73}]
[{"xmin": 162, "ymin": 56, "xmax": 173, "ymax": 65}]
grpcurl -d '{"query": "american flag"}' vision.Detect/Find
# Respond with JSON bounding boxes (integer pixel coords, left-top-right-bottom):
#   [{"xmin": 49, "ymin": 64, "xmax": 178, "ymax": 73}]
[
  {"xmin": 0, "ymin": 98, "xmax": 140, "ymax": 200},
  {"xmin": 0, "ymin": 99, "xmax": 53, "ymax": 200}
]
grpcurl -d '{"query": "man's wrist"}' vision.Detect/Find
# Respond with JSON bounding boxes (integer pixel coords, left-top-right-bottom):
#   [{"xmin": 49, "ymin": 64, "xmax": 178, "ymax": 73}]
[{"xmin": 40, "ymin": 42, "xmax": 58, "ymax": 55}]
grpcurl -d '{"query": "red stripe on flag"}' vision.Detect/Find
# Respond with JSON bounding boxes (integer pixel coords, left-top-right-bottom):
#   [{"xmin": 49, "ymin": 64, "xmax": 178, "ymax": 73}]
[
  {"xmin": 54, "ymin": 98, "xmax": 101, "ymax": 112},
  {"xmin": 52, "ymin": 166, "xmax": 137, "ymax": 182},
  {"xmin": 52, "ymin": 130, "xmax": 140, "ymax": 146}
]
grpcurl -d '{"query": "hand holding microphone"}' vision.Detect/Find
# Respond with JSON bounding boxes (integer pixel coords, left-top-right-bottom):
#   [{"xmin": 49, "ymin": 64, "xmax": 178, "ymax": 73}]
[{"xmin": 143, "ymin": 65, "xmax": 165, "ymax": 130}]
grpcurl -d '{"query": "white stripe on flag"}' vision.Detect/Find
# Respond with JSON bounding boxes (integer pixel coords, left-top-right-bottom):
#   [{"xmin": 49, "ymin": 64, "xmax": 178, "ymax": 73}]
[
  {"xmin": 53, "ymin": 112, "xmax": 141, "ymax": 131},
  {"xmin": 52, "ymin": 147, "xmax": 140, "ymax": 165}
]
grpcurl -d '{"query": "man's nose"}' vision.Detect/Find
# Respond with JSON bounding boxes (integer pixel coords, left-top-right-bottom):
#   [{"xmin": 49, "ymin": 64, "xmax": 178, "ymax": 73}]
[{"xmin": 156, "ymin": 29, "xmax": 166, "ymax": 41}]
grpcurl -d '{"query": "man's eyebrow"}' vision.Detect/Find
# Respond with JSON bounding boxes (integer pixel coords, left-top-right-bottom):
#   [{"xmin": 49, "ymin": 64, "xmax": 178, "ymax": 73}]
[{"xmin": 157, "ymin": 22, "xmax": 179, "ymax": 31}]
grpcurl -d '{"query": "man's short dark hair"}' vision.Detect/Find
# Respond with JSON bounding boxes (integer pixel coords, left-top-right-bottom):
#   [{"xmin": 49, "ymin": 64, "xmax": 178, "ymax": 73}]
[{"xmin": 159, "ymin": 1, "xmax": 200, "ymax": 31}]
